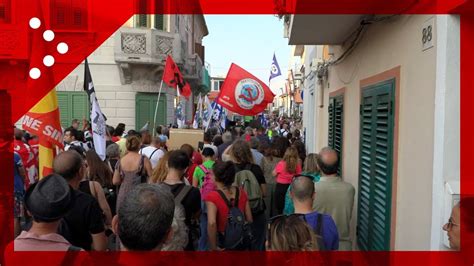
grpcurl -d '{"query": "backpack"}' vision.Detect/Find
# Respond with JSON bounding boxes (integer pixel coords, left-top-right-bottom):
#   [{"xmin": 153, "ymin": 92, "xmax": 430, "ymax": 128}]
[
  {"xmin": 303, "ymin": 213, "xmax": 327, "ymax": 251},
  {"xmin": 199, "ymin": 165, "xmax": 216, "ymax": 198},
  {"xmin": 234, "ymin": 164, "xmax": 265, "ymax": 214},
  {"xmin": 216, "ymin": 188, "xmax": 253, "ymax": 250},
  {"xmin": 162, "ymin": 185, "xmax": 191, "ymax": 251}
]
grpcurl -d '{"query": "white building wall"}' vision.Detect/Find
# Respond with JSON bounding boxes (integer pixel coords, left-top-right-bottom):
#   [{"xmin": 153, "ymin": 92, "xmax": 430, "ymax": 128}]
[{"xmin": 306, "ymin": 15, "xmax": 459, "ymax": 250}]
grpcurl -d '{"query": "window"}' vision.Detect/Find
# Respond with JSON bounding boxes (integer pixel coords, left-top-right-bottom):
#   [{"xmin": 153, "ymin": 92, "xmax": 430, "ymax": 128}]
[
  {"xmin": 357, "ymin": 79, "xmax": 395, "ymax": 251},
  {"xmin": 57, "ymin": 91, "xmax": 89, "ymax": 128},
  {"xmin": 154, "ymin": 14, "xmax": 164, "ymax": 30},
  {"xmin": 50, "ymin": 0, "xmax": 88, "ymax": 30},
  {"xmin": 135, "ymin": 14, "xmax": 149, "ymax": 28},
  {"xmin": 0, "ymin": 0, "xmax": 11, "ymax": 23},
  {"xmin": 328, "ymin": 94, "xmax": 344, "ymax": 176}
]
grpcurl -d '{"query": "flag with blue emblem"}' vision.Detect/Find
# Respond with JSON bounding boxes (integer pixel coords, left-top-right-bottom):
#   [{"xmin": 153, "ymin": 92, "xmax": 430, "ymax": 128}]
[
  {"xmin": 202, "ymin": 95, "xmax": 212, "ymax": 128},
  {"xmin": 210, "ymin": 102, "xmax": 227, "ymax": 132},
  {"xmin": 259, "ymin": 114, "xmax": 269, "ymax": 128},
  {"xmin": 176, "ymin": 101, "xmax": 185, "ymax": 128},
  {"xmin": 269, "ymin": 53, "xmax": 282, "ymax": 82}
]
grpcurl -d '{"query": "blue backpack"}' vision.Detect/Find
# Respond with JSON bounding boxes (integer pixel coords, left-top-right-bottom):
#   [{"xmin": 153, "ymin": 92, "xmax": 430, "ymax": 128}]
[{"xmin": 216, "ymin": 188, "xmax": 253, "ymax": 250}]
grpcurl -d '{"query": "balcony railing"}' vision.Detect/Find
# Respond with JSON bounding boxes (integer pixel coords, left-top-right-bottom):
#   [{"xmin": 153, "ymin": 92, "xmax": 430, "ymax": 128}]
[{"xmin": 114, "ymin": 27, "xmax": 183, "ymax": 65}]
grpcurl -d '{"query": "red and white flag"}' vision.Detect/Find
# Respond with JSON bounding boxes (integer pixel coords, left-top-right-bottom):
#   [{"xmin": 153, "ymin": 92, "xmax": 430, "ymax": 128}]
[
  {"xmin": 216, "ymin": 63, "xmax": 275, "ymax": 116},
  {"xmin": 163, "ymin": 55, "xmax": 192, "ymax": 99}
]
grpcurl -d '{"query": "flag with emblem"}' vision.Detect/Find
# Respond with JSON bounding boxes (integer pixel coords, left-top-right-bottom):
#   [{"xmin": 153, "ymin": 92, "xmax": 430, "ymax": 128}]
[
  {"xmin": 21, "ymin": 89, "xmax": 63, "ymax": 179},
  {"xmin": 216, "ymin": 63, "xmax": 275, "ymax": 116},
  {"xmin": 269, "ymin": 53, "xmax": 282, "ymax": 82},
  {"xmin": 84, "ymin": 59, "xmax": 107, "ymax": 161},
  {"xmin": 163, "ymin": 55, "xmax": 192, "ymax": 99}
]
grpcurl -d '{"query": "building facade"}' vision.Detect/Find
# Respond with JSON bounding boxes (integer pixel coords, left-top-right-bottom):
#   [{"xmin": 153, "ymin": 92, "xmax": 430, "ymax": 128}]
[
  {"xmin": 56, "ymin": 14, "xmax": 209, "ymax": 131},
  {"xmin": 285, "ymin": 15, "xmax": 459, "ymax": 250}
]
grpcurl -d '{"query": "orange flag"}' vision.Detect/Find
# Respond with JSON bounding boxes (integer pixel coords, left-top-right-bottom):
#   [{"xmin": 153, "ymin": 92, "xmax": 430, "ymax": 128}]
[{"xmin": 21, "ymin": 89, "xmax": 63, "ymax": 179}]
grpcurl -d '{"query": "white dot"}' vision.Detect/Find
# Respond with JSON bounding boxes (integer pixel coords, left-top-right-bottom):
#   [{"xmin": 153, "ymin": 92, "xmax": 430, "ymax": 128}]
[
  {"xmin": 43, "ymin": 55, "xmax": 55, "ymax": 67},
  {"xmin": 29, "ymin": 68, "xmax": 41, "ymax": 79},
  {"xmin": 57, "ymin": 42, "xmax": 68, "ymax": 54},
  {"xmin": 43, "ymin": 30, "xmax": 55, "ymax": 42},
  {"xmin": 29, "ymin": 17, "xmax": 41, "ymax": 29}
]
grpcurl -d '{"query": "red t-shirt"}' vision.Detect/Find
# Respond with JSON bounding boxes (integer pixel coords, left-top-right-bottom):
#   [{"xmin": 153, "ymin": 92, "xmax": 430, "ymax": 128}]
[
  {"xmin": 187, "ymin": 163, "xmax": 198, "ymax": 184},
  {"xmin": 275, "ymin": 160, "xmax": 302, "ymax": 184},
  {"xmin": 204, "ymin": 188, "xmax": 248, "ymax": 233}
]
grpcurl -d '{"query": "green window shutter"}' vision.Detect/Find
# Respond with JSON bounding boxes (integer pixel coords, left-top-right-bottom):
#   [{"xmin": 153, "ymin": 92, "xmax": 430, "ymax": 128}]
[
  {"xmin": 154, "ymin": 14, "xmax": 164, "ymax": 30},
  {"xmin": 136, "ymin": 14, "xmax": 148, "ymax": 27},
  {"xmin": 136, "ymin": 93, "xmax": 166, "ymax": 131},
  {"xmin": 328, "ymin": 95, "xmax": 343, "ymax": 176},
  {"xmin": 57, "ymin": 92, "xmax": 70, "ymax": 128},
  {"xmin": 56, "ymin": 91, "xmax": 89, "ymax": 128},
  {"xmin": 357, "ymin": 79, "xmax": 395, "ymax": 251}
]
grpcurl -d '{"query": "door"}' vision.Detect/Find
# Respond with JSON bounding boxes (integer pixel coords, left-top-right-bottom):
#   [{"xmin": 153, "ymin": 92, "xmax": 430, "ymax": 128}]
[
  {"xmin": 357, "ymin": 79, "xmax": 395, "ymax": 251},
  {"xmin": 135, "ymin": 92, "xmax": 166, "ymax": 132}
]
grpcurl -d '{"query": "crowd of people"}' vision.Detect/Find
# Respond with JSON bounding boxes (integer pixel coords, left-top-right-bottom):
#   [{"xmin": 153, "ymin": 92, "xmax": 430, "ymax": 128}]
[{"xmin": 8, "ymin": 115, "xmax": 469, "ymax": 260}]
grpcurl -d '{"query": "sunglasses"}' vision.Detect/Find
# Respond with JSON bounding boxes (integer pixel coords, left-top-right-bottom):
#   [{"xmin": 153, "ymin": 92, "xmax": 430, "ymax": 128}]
[{"xmin": 445, "ymin": 217, "xmax": 460, "ymax": 230}]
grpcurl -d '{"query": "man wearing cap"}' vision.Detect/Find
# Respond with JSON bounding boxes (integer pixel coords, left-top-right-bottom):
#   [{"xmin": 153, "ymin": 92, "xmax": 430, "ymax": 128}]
[
  {"xmin": 53, "ymin": 151, "xmax": 107, "ymax": 251},
  {"xmin": 7, "ymin": 174, "xmax": 78, "ymax": 251}
]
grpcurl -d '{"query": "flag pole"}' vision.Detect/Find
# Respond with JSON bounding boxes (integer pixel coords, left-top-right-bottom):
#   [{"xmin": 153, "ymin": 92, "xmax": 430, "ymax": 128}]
[{"xmin": 153, "ymin": 80, "xmax": 164, "ymax": 137}]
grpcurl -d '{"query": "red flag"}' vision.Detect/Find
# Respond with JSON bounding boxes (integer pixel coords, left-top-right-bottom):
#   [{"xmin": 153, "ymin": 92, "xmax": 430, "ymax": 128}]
[
  {"xmin": 216, "ymin": 63, "xmax": 275, "ymax": 116},
  {"xmin": 163, "ymin": 55, "xmax": 192, "ymax": 99}
]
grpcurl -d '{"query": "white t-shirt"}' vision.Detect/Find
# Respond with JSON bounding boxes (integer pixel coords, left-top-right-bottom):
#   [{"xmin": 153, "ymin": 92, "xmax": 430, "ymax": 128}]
[
  {"xmin": 139, "ymin": 146, "xmax": 165, "ymax": 169},
  {"xmin": 203, "ymin": 144, "xmax": 218, "ymax": 156}
]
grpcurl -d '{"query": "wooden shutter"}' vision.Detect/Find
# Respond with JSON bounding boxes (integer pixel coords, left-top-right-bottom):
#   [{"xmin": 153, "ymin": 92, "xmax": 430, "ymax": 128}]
[
  {"xmin": 154, "ymin": 14, "xmax": 164, "ymax": 30},
  {"xmin": 51, "ymin": 0, "xmax": 87, "ymax": 30},
  {"xmin": 136, "ymin": 93, "xmax": 166, "ymax": 131},
  {"xmin": 57, "ymin": 92, "xmax": 89, "ymax": 128},
  {"xmin": 357, "ymin": 79, "xmax": 395, "ymax": 251},
  {"xmin": 0, "ymin": 0, "xmax": 11, "ymax": 23},
  {"xmin": 328, "ymin": 95, "xmax": 344, "ymax": 176},
  {"xmin": 57, "ymin": 92, "xmax": 70, "ymax": 128}
]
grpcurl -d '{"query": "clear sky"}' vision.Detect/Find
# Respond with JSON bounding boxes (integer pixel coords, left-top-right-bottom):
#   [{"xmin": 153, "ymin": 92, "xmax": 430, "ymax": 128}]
[{"xmin": 203, "ymin": 15, "xmax": 291, "ymax": 86}]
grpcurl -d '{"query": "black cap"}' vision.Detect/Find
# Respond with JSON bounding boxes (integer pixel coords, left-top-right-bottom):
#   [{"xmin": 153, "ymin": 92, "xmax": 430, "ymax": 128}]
[{"xmin": 24, "ymin": 174, "xmax": 75, "ymax": 222}]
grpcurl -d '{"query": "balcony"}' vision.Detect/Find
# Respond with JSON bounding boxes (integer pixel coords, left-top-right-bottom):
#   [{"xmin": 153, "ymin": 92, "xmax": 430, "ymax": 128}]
[
  {"xmin": 285, "ymin": 15, "xmax": 366, "ymax": 45},
  {"xmin": 115, "ymin": 27, "xmax": 183, "ymax": 65},
  {"xmin": 115, "ymin": 27, "xmax": 185, "ymax": 84}
]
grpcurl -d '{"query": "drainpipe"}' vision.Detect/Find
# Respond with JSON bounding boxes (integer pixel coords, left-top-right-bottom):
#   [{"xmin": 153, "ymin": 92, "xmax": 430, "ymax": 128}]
[{"xmin": 317, "ymin": 77, "xmax": 324, "ymax": 108}]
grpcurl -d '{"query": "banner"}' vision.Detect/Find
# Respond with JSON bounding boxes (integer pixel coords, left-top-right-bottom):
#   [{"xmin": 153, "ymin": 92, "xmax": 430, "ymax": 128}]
[
  {"xmin": 216, "ymin": 63, "xmax": 275, "ymax": 116},
  {"xmin": 21, "ymin": 89, "xmax": 63, "ymax": 178},
  {"xmin": 84, "ymin": 59, "xmax": 107, "ymax": 161},
  {"xmin": 163, "ymin": 55, "xmax": 192, "ymax": 99}
]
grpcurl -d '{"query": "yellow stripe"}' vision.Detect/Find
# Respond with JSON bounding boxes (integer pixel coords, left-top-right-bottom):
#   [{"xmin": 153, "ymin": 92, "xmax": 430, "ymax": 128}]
[
  {"xmin": 30, "ymin": 89, "xmax": 59, "ymax": 114},
  {"xmin": 38, "ymin": 143, "xmax": 54, "ymax": 180}
]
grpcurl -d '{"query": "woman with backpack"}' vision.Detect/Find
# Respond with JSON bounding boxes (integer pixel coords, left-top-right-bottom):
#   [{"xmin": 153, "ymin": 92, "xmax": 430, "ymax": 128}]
[
  {"xmin": 229, "ymin": 140, "xmax": 267, "ymax": 251},
  {"xmin": 205, "ymin": 161, "xmax": 253, "ymax": 251},
  {"xmin": 260, "ymin": 141, "xmax": 283, "ymax": 219},
  {"xmin": 273, "ymin": 147, "xmax": 302, "ymax": 215},
  {"xmin": 113, "ymin": 135, "xmax": 153, "ymax": 214}
]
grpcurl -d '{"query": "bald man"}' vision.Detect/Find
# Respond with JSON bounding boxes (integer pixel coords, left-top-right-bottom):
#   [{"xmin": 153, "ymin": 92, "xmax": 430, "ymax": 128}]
[
  {"xmin": 312, "ymin": 147, "xmax": 355, "ymax": 251},
  {"xmin": 53, "ymin": 151, "xmax": 107, "ymax": 251},
  {"xmin": 291, "ymin": 175, "xmax": 339, "ymax": 250}
]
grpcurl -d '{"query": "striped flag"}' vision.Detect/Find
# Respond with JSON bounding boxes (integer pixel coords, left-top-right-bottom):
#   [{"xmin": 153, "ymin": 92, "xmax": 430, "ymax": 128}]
[{"xmin": 21, "ymin": 89, "xmax": 63, "ymax": 179}]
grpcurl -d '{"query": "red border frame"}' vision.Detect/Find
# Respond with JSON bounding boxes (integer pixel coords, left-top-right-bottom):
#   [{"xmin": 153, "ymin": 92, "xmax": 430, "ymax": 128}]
[{"xmin": 1, "ymin": 0, "xmax": 473, "ymax": 265}]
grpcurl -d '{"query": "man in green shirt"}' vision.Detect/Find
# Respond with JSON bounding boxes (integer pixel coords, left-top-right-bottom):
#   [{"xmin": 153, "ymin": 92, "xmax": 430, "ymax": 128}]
[{"xmin": 192, "ymin": 147, "xmax": 216, "ymax": 188}]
